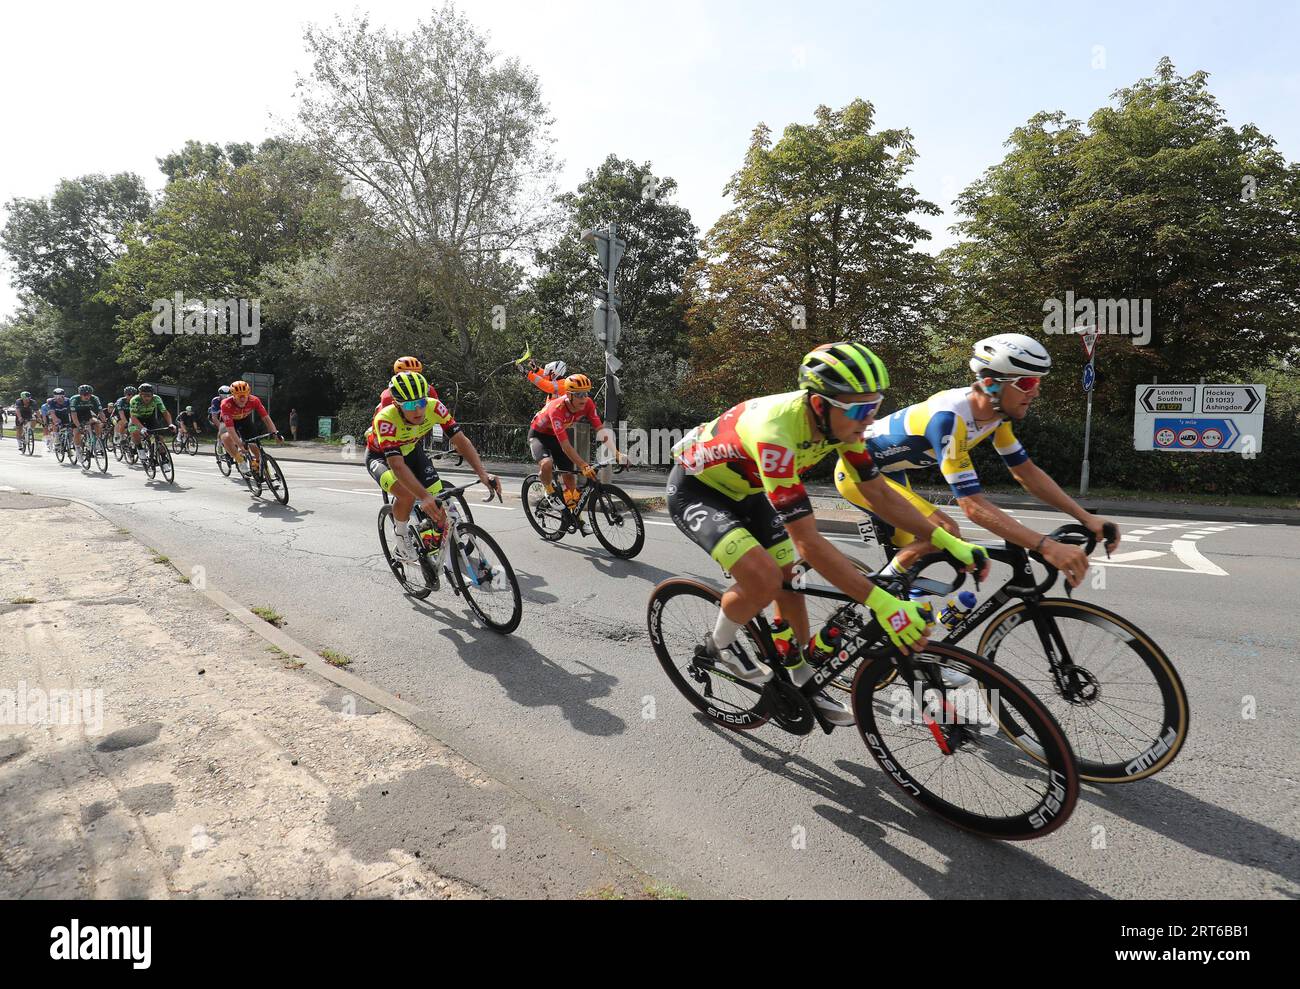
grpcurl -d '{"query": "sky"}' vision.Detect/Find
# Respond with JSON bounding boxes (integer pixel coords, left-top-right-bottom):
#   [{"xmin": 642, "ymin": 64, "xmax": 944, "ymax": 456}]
[{"xmin": 2, "ymin": 0, "xmax": 1298, "ymax": 321}]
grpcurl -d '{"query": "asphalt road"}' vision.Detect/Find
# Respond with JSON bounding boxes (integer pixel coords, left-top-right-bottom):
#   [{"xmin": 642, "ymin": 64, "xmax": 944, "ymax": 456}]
[{"xmin": 3, "ymin": 442, "xmax": 1297, "ymax": 899}]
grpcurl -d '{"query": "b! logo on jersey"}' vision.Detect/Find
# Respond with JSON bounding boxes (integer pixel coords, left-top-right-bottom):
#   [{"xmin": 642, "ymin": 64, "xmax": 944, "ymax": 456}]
[
  {"xmin": 378, "ymin": 420, "xmax": 397, "ymax": 436},
  {"xmin": 434, "ymin": 401, "xmax": 450, "ymax": 419},
  {"xmin": 888, "ymin": 610, "xmax": 910, "ymax": 632},
  {"xmin": 756, "ymin": 442, "xmax": 794, "ymax": 479}
]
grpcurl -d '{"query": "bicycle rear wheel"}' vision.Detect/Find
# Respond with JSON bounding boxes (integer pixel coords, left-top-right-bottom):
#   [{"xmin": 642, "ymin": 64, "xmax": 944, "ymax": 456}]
[
  {"xmin": 646, "ymin": 578, "xmax": 772, "ymax": 731},
  {"xmin": 977, "ymin": 599, "xmax": 1189, "ymax": 783},
  {"xmin": 447, "ymin": 522, "xmax": 522, "ymax": 634},
  {"xmin": 378, "ymin": 505, "xmax": 435, "ymax": 599},
  {"xmin": 587, "ymin": 484, "xmax": 645, "ymax": 559},
  {"xmin": 852, "ymin": 643, "xmax": 1079, "ymax": 840},
  {"xmin": 521, "ymin": 474, "xmax": 565, "ymax": 541}
]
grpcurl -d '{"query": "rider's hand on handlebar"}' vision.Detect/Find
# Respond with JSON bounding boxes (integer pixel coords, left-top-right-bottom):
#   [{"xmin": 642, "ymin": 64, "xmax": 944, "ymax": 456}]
[
  {"xmin": 419, "ymin": 495, "xmax": 447, "ymax": 526},
  {"xmin": 581, "ymin": 463, "xmax": 598, "ymax": 480},
  {"xmin": 930, "ymin": 527, "xmax": 990, "ymax": 584},
  {"xmin": 1083, "ymin": 514, "xmax": 1120, "ymax": 555},
  {"xmin": 481, "ymin": 474, "xmax": 502, "ymax": 502},
  {"xmin": 866, "ymin": 585, "xmax": 931, "ymax": 654},
  {"xmin": 1040, "ymin": 538, "xmax": 1090, "ymax": 588}
]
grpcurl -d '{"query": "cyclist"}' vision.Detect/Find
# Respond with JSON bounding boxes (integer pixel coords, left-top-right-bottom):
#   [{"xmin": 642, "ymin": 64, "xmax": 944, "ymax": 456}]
[
  {"xmin": 529, "ymin": 373, "xmax": 628, "ymax": 520},
  {"xmin": 47, "ymin": 389, "xmax": 73, "ymax": 453},
  {"xmin": 365, "ymin": 370, "xmax": 501, "ymax": 562},
  {"xmin": 40, "ymin": 398, "xmax": 53, "ymax": 450},
  {"xmin": 176, "ymin": 405, "xmax": 199, "ymax": 445},
  {"xmin": 128, "ymin": 383, "xmax": 174, "ymax": 458},
  {"xmin": 377, "ymin": 356, "xmax": 438, "ymax": 410},
  {"xmin": 112, "ymin": 386, "xmax": 137, "ymax": 446},
  {"xmin": 834, "ymin": 333, "xmax": 1118, "ymax": 589},
  {"xmin": 208, "ymin": 385, "xmax": 231, "ymax": 446},
  {"xmin": 219, "ymin": 380, "xmax": 280, "ymax": 471},
  {"xmin": 14, "ymin": 392, "xmax": 38, "ymax": 448},
  {"xmin": 668, "ymin": 342, "xmax": 989, "ymax": 726},
  {"xmin": 521, "ymin": 358, "xmax": 568, "ymax": 398},
  {"xmin": 69, "ymin": 385, "xmax": 104, "ymax": 454}
]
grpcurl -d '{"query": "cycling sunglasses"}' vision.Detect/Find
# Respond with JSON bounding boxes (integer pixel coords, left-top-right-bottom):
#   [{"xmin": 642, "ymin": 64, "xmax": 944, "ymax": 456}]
[
  {"xmin": 399, "ymin": 397, "xmax": 429, "ymax": 412},
  {"xmin": 821, "ymin": 394, "xmax": 885, "ymax": 421},
  {"xmin": 1002, "ymin": 376, "xmax": 1042, "ymax": 394}
]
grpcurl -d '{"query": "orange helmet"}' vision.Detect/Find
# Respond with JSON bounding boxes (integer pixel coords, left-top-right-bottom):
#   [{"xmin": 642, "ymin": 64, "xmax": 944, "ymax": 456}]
[
  {"xmin": 230, "ymin": 380, "xmax": 252, "ymax": 397},
  {"xmin": 563, "ymin": 373, "xmax": 592, "ymax": 394},
  {"xmin": 393, "ymin": 356, "xmax": 423, "ymax": 374}
]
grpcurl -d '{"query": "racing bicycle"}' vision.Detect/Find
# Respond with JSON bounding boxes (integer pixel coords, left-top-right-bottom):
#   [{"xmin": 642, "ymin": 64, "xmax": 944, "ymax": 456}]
[
  {"xmin": 521, "ymin": 460, "xmax": 645, "ymax": 559},
  {"xmin": 811, "ymin": 514, "xmax": 1188, "ymax": 784},
  {"xmin": 647, "ymin": 557, "xmax": 1080, "ymax": 840},
  {"xmin": 377, "ymin": 479, "xmax": 522, "ymax": 634},
  {"xmin": 232, "ymin": 433, "xmax": 289, "ymax": 505}
]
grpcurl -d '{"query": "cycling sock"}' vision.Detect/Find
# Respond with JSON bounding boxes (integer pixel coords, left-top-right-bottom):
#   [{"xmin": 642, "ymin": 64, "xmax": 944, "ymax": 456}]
[
  {"xmin": 881, "ymin": 556, "xmax": 907, "ymax": 577},
  {"xmin": 712, "ymin": 609, "xmax": 740, "ymax": 651}
]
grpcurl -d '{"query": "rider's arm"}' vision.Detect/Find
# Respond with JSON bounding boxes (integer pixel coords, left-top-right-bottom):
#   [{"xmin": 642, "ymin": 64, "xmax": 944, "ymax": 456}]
[
  {"xmin": 555, "ymin": 433, "xmax": 588, "ymax": 470},
  {"xmin": 785, "ymin": 515, "xmax": 878, "ymax": 602},
  {"xmin": 1007, "ymin": 459, "xmax": 1116, "ymax": 548},
  {"xmin": 383, "ymin": 451, "xmax": 434, "ymax": 503},
  {"xmin": 449, "ymin": 432, "xmax": 497, "ymax": 488}
]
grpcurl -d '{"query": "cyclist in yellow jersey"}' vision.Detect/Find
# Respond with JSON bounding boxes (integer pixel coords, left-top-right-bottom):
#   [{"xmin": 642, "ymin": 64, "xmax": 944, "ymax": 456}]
[
  {"xmin": 669, "ymin": 342, "xmax": 989, "ymax": 726},
  {"xmin": 366, "ymin": 371, "xmax": 501, "ymax": 562},
  {"xmin": 833, "ymin": 333, "xmax": 1119, "ymax": 585}
]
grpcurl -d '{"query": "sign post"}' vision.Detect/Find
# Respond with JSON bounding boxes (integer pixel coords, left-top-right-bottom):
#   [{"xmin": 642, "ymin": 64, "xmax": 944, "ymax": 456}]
[
  {"xmin": 1078, "ymin": 328, "xmax": 1099, "ymax": 497},
  {"xmin": 581, "ymin": 222, "xmax": 627, "ymax": 474}
]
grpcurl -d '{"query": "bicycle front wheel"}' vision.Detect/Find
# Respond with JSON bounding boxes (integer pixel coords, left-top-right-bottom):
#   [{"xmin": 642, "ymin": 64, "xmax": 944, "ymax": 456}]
[
  {"xmin": 587, "ymin": 484, "xmax": 645, "ymax": 559},
  {"xmin": 215, "ymin": 439, "xmax": 232, "ymax": 476},
  {"xmin": 260, "ymin": 452, "xmax": 289, "ymax": 505},
  {"xmin": 977, "ymin": 599, "xmax": 1189, "ymax": 783},
  {"xmin": 448, "ymin": 522, "xmax": 522, "ymax": 634},
  {"xmin": 158, "ymin": 442, "xmax": 174, "ymax": 483},
  {"xmin": 94, "ymin": 436, "xmax": 108, "ymax": 473},
  {"xmin": 646, "ymin": 578, "xmax": 771, "ymax": 731},
  {"xmin": 853, "ymin": 643, "xmax": 1080, "ymax": 840}
]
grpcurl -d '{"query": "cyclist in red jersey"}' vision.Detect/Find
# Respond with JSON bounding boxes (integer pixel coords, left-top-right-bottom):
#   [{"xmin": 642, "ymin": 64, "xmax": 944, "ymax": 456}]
[
  {"xmin": 220, "ymin": 380, "xmax": 280, "ymax": 469},
  {"xmin": 528, "ymin": 373, "xmax": 627, "ymax": 515}
]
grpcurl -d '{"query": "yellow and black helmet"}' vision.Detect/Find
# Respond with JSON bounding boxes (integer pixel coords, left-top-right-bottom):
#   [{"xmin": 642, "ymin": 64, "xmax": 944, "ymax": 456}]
[
  {"xmin": 393, "ymin": 355, "xmax": 423, "ymax": 374},
  {"xmin": 798, "ymin": 342, "xmax": 889, "ymax": 396},
  {"xmin": 389, "ymin": 371, "xmax": 429, "ymax": 403},
  {"xmin": 563, "ymin": 373, "xmax": 592, "ymax": 394}
]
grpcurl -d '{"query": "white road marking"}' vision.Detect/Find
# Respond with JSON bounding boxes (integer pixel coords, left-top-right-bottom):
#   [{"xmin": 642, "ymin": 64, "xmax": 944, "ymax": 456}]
[{"xmin": 1171, "ymin": 538, "xmax": 1229, "ymax": 576}]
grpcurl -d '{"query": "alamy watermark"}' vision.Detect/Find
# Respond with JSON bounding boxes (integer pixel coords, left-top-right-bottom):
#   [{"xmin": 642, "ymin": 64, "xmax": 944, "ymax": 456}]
[
  {"xmin": 0, "ymin": 681, "xmax": 104, "ymax": 734},
  {"xmin": 151, "ymin": 293, "xmax": 261, "ymax": 345},
  {"xmin": 1043, "ymin": 290, "xmax": 1151, "ymax": 346}
]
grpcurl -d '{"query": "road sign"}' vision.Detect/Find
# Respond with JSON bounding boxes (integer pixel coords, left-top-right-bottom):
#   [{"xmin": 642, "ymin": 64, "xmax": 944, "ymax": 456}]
[
  {"xmin": 1200, "ymin": 385, "xmax": 1262, "ymax": 414},
  {"xmin": 1138, "ymin": 385, "xmax": 1195, "ymax": 413},
  {"xmin": 1080, "ymin": 328, "xmax": 1099, "ymax": 360},
  {"xmin": 1082, "ymin": 362, "xmax": 1095, "ymax": 392},
  {"xmin": 1135, "ymin": 384, "xmax": 1265, "ymax": 453}
]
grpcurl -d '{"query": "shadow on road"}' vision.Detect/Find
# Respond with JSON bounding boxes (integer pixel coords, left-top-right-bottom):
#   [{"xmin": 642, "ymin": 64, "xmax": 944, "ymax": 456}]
[{"xmin": 696, "ymin": 715, "xmax": 1106, "ymax": 898}]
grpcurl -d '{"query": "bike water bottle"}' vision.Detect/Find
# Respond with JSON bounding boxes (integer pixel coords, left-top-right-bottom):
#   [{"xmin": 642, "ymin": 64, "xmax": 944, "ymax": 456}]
[
  {"xmin": 806, "ymin": 621, "xmax": 841, "ymax": 666},
  {"xmin": 938, "ymin": 590, "xmax": 978, "ymax": 630}
]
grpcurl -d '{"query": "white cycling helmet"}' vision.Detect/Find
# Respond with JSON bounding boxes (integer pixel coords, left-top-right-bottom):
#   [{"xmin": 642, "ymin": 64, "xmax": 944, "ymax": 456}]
[
  {"xmin": 970, "ymin": 334, "xmax": 1052, "ymax": 379},
  {"xmin": 543, "ymin": 360, "xmax": 568, "ymax": 379}
]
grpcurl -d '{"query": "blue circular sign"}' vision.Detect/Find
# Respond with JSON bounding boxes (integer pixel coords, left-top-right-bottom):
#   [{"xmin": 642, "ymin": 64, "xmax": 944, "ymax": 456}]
[{"xmin": 1082, "ymin": 363, "xmax": 1096, "ymax": 392}]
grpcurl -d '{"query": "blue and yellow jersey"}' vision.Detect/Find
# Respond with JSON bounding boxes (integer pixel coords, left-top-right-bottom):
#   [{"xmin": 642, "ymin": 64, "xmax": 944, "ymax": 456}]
[{"xmin": 863, "ymin": 387, "xmax": 1029, "ymax": 497}]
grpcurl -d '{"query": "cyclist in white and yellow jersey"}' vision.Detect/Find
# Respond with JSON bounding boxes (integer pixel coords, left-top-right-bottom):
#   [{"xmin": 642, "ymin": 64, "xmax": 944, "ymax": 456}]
[{"xmin": 834, "ymin": 333, "xmax": 1120, "ymax": 586}]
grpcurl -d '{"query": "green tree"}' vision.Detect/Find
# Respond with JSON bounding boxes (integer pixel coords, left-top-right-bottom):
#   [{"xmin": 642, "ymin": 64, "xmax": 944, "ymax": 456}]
[
  {"xmin": 1, "ymin": 173, "xmax": 152, "ymax": 391},
  {"xmin": 685, "ymin": 100, "xmax": 941, "ymax": 411},
  {"xmin": 0, "ymin": 300, "xmax": 61, "ymax": 398},
  {"xmin": 286, "ymin": 5, "xmax": 556, "ymax": 415},
  {"xmin": 941, "ymin": 57, "xmax": 1300, "ymax": 418},
  {"xmin": 104, "ymin": 139, "xmax": 344, "ymax": 414},
  {"xmin": 529, "ymin": 155, "xmax": 700, "ymax": 427}
]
